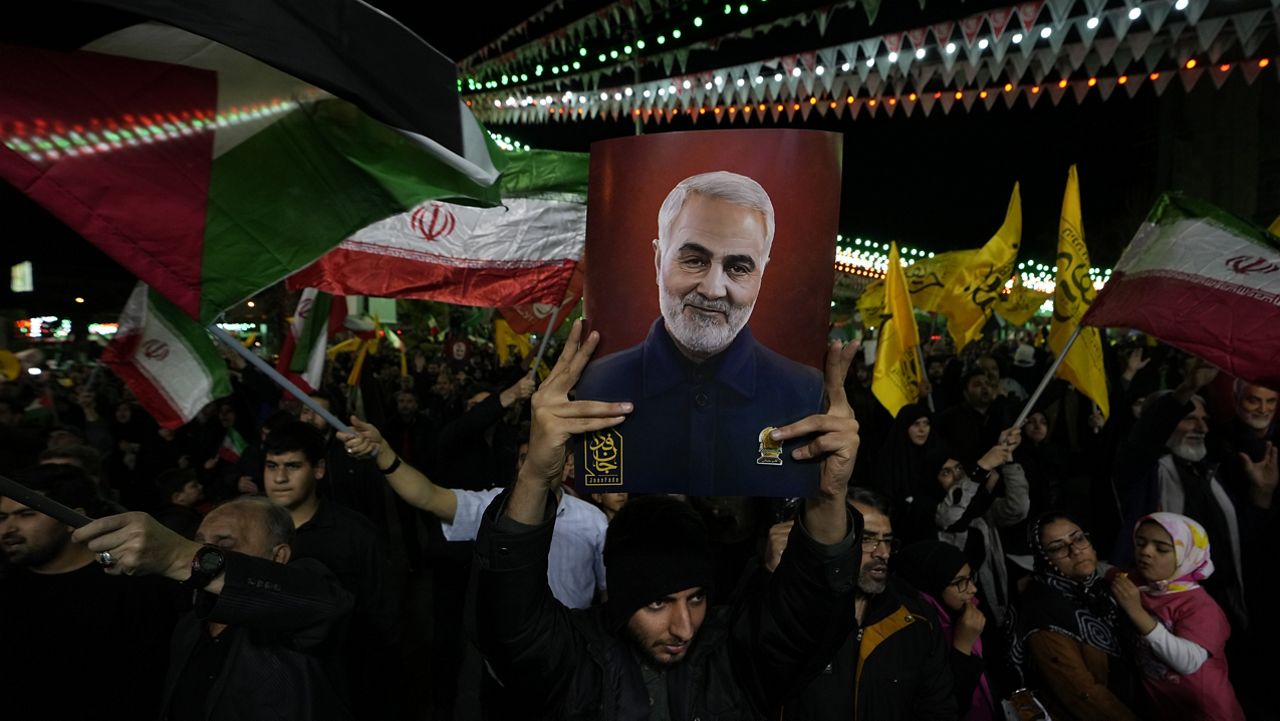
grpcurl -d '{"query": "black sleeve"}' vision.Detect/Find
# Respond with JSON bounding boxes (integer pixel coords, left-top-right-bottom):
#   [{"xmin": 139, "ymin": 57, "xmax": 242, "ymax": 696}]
[
  {"xmin": 948, "ymin": 647, "xmax": 985, "ymax": 717},
  {"xmin": 200, "ymin": 554, "xmax": 354, "ymax": 652},
  {"xmin": 1113, "ymin": 393, "xmax": 1193, "ymax": 494},
  {"xmin": 473, "ymin": 489, "xmax": 582, "ymax": 718},
  {"xmin": 436, "ymin": 394, "xmax": 505, "ymax": 451},
  {"xmin": 731, "ymin": 507, "xmax": 862, "ymax": 714}
]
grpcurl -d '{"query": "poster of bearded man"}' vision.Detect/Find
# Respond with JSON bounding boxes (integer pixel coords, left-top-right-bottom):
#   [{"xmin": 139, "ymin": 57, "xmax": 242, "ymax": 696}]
[{"xmin": 574, "ymin": 130, "xmax": 841, "ymax": 496}]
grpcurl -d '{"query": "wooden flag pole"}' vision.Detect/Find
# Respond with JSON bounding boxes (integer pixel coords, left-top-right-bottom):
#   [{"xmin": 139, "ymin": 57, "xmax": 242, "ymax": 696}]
[
  {"xmin": 209, "ymin": 325, "xmax": 353, "ymax": 434},
  {"xmin": 1012, "ymin": 325, "xmax": 1083, "ymax": 428}
]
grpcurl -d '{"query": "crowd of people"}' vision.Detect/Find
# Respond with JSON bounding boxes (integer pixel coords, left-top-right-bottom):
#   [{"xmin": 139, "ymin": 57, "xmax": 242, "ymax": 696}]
[{"xmin": 0, "ymin": 312, "xmax": 1276, "ymax": 720}]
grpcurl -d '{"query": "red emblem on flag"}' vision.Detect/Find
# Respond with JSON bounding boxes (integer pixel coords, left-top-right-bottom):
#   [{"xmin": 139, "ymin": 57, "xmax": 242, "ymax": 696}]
[
  {"xmin": 1226, "ymin": 255, "xmax": 1280, "ymax": 275},
  {"xmin": 142, "ymin": 340, "xmax": 170, "ymax": 360},
  {"xmin": 411, "ymin": 202, "xmax": 457, "ymax": 242}
]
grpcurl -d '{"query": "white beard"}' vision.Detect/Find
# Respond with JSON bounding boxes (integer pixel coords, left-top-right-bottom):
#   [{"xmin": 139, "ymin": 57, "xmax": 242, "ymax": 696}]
[
  {"xmin": 1168, "ymin": 440, "xmax": 1208, "ymax": 463},
  {"xmin": 658, "ymin": 282, "xmax": 754, "ymax": 358}
]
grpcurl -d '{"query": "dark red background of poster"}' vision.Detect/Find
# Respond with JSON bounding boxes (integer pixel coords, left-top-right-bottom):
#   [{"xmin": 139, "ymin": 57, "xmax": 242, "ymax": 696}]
[{"xmin": 583, "ymin": 129, "xmax": 842, "ymax": 369}]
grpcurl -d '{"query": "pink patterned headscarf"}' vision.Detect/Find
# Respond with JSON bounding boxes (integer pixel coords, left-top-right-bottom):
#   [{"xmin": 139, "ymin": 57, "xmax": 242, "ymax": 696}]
[{"xmin": 1135, "ymin": 512, "xmax": 1215, "ymax": 596}]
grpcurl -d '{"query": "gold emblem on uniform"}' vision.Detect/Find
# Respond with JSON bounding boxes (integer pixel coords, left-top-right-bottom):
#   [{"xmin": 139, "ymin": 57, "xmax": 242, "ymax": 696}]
[
  {"xmin": 757, "ymin": 427, "xmax": 783, "ymax": 466},
  {"xmin": 583, "ymin": 428, "xmax": 624, "ymax": 487}
]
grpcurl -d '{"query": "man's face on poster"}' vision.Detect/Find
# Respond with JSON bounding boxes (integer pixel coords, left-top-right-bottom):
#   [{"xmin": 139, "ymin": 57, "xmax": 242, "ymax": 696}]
[{"xmin": 653, "ymin": 194, "xmax": 769, "ymax": 361}]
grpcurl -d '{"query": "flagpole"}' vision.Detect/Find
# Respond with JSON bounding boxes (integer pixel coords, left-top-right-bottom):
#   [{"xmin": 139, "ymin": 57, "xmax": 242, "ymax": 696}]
[
  {"xmin": 209, "ymin": 325, "xmax": 353, "ymax": 434},
  {"xmin": 528, "ymin": 306, "xmax": 562, "ymax": 381},
  {"xmin": 1012, "ymin": 325, "xmax": 1083, "ymax": 428},
  {"xmin": 915, "ymin": 346, "xmax": 935, "ymax": 412}
]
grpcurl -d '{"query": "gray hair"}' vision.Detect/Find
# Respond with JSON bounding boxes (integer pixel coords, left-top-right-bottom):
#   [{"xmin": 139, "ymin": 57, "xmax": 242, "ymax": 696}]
[
  {"xmin": 218, "ymin": 495, "xmax": 296, "ymax": 548},
  {"xmin": 656, "ymin": 171, "xmax": 775, "ymax": 255}
]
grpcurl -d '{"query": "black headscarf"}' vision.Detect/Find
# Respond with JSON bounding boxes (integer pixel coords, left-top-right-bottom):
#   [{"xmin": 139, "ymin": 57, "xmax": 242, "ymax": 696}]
[
  {"xmin": 872, "ymin": 403, "xmax": 935, "ymax": 505},
  {"xmin": 895, "ymin": 539, "xmax": 968, "ymax": 604},
  {"xmin": 1008, "ymin": 511, "xmax": 1123, "ymax": 681}
]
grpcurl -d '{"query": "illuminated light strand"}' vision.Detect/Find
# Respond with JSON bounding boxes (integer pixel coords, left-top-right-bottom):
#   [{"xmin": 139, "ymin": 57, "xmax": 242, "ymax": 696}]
[{"xmin": 1, "ymin": 99, "xmax": 301, "ymax": 164}]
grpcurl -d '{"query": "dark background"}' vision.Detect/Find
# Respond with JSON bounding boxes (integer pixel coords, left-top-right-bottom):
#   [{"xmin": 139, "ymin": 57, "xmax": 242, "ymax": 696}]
[{"xmin": 2, "ymin": 0, "xmax": 1277, "ymax": 330}]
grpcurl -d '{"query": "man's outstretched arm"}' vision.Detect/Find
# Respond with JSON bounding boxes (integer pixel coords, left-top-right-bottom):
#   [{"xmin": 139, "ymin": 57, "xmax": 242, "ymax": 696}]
[{"xmin": 339, "ymin": 417, "xmax": 459, "ymax": 522}]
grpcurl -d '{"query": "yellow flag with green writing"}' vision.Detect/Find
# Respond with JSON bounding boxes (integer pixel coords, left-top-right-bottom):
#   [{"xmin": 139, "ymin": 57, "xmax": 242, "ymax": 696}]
[
  {"xmin": 872, "ymin": 242, "xmax": 923, "ymax": 416},
  {"xmin": 1050, "ymin": 165, "xmax": 1109, "ymax": 420},
  {"xmin": 937, "ymin": 184, "xmax": 1022, "ymax": 349},
  {"xmin": 494, "ymin": 318, "xmax": 531, "ymax": 367},
  {"xmin": 995, "ymin": 275, "xmax": 1052, "ymax": 326}
]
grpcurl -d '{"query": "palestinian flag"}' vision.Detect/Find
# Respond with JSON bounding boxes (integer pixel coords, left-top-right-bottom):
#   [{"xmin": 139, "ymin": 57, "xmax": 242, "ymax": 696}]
[
  {"xmin": 217, "ymin": 427, "xmax": 249, "ymax": 463},
  {"xmin": 101, "ymin": 283, "xmax": 232, "ymax": 429},
  {"xmin": 1084, "ymin": 193, "xmax": 1280, "ymax": 388},
  {"xmin": 290, "ymin": 149, "xmax": 588, "ymax": 308},
  {"xmin": 0, "ymin": 21, "xmax": 503, "ymax": 322}
]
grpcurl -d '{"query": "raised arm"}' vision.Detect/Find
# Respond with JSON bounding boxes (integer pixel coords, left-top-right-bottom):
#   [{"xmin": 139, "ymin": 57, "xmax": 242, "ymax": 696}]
[
  {"xmin": 339, "ymin": 417, "xmax": 458, "ymax": 522},
  {"xmin": 770, "ymin": 339, "xmax": 862, "ymax": 544}
]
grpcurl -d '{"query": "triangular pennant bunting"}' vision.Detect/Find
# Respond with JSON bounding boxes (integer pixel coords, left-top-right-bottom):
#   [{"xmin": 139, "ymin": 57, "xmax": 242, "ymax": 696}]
[{"xmin": 1018, "ymin": 1, "xmax": 1045, "ymax": 32}]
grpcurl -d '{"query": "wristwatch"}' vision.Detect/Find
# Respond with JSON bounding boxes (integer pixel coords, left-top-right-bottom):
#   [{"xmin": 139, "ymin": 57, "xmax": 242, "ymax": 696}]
[{"xmin": 183, "ymin": 545, "xmax": 227, "ymax": 590}]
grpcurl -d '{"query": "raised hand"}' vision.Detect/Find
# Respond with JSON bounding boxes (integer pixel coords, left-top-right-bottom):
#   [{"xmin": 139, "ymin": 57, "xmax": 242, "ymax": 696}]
[
  {"xmin": 1241, "ymin": 442, "xmax": 1278, "ymax": 509},
  {"xmin": 763, "ymin": 520, "xmax": 795, "ymax": 573},
  {"xmin": 953, "ymin": 600, "xmax": 986, "ymax": 655},
  {"xmin": 509, "ymin": 321, "xmax": 632, "ymax": 524},
  {"xmin": 1110, "ymin": 572, "xmax": 1156, "ymax": 634}
]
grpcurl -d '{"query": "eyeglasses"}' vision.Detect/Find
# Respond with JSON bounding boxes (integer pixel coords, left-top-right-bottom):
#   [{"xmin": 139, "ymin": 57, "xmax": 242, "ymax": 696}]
[
  {"xmin": 860, "ymin": 535, "xmax": 902, "ymax": 553},
  {"xmin": 947, "ymin": 575, "xmax": 977, "ymax": 591},
  {"xmin": 1043, "ymin": 531, "xmax": 1092, "ymax": 559}
]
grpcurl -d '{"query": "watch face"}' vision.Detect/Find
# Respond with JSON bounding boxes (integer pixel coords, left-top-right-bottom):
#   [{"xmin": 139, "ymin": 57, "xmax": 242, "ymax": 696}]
[{"xmin": 197, "ymin": 548, "xmax": 225, "ymax": 574}]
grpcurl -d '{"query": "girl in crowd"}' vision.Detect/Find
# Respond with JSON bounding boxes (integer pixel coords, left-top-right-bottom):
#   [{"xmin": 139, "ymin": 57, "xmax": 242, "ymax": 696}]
[
  {"xmin": 1110, "ymin": 513, "xmax": 1244, "ymax": 720},
  {"xmin": 895, "ymin": 540, "xmax": 997, "ymax": 720},
  {"xmin": 1008, "ymin": 512, "xmax": 1137, "ymax": 721}
]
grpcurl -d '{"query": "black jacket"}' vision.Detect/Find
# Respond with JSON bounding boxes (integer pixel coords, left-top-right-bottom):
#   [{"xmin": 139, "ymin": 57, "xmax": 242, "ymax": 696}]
[
  {"xmin": 783, "ymin": 578, "xmax": 957, "ymax": 721},
  {"xmin": 473, "ymin": 490, "xmax": 861, "ymax": 720},
  {"xmin": 160, "ymin": 554, "xmax": 354, "ymax": 721}
]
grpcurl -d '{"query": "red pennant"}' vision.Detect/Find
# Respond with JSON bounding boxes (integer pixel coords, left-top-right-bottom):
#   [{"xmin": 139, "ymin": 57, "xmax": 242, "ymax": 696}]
[
  {"xmin": 959, "ymin": 15, "xmax": 986, "ymax": 46},
  {"xmin": 882, "ymin": 32, "xmax": 904, "ymax": 54},
  {"xmin": 1017, "ymin": 1, "xmax": 1045, "ymax": 32},
  {"xmin": 932, "ymin": 21, "xmax": 955, "ymax": 46},
  {"xmin": 988, "ymin": 8, "xmax": 1014, "ymax": 41},
  {"xmin": 907, "ymin": 27, "xmax": 929, "ymax": 50}
]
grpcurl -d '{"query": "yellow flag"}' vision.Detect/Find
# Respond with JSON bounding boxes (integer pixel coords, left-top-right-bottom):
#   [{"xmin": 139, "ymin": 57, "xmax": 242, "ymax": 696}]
[
  {"xmin": 995, "ymin": 276, "xmax": 1052, "ymax": 326},
  {"xmin": 857, "ymin": 249, "xmax": 977, "ymax": 328},
  {"xmin": 1269, "ymin": 215, "xmax": 1279, "ymax": 235},
  {"xmin": 494, "ymin": 319, "xmax": 532, "ymax": 366},
  {"xmin": 937, "ymin": 184, "xmax": 1022, "ymax": 349},
  {"xmin": 1050, "ymin": 165, "xmax": 1109, "ymax": 420},
  {"xmin": 872, "ymin": 243, "xmax": 923, "ymax": 416}
]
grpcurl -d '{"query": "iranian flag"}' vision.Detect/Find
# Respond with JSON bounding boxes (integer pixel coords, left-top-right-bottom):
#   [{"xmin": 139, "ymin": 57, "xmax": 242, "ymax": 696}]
[
  {"xmin": 276, "ymin": 288, "xmax": 347, "ymax": 393},
  {"xmin": 101, "ymin": 283, "xmax": 232, "ymax": 429},
  {"xmin": 289, "ymin": 149, "xmax": 588, "ymax": 308},
  {"xmin": 0, "ymin": 19, "xmax": 502, "ymax": 322},
  {"xmin": 217, "ymin": 427, "xmax": 249, "ymax": 463},
  {"xmin": 1084, "ymin": 193, "xmax": 1280, "ymax": 387}
]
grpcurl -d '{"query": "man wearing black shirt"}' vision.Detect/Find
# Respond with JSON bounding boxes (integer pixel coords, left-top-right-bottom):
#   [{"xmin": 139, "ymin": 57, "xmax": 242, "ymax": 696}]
[
  {"xmin": 71, "ymin": 495, "xmax": 354, "ymax": 721},
  {"xmin": 0, "ymin": 465, "xmax": 176, "ymax": 719},
  {"xmin": 263, "ymin": 421, "xmax": 400, "ymax": 720}
]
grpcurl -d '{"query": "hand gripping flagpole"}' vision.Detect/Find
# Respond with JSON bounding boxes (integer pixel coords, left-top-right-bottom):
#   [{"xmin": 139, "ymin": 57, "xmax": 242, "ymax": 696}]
[
  {"xmin": 1012, "ymin": 325, "xmax": 1083, "ymax": 429},
  {"xmin": 209, "ymin": 325, "xmax": 353, "ymax": 434}
]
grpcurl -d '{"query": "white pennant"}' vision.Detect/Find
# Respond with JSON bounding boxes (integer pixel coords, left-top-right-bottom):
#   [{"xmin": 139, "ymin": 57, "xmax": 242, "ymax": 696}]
[
  {"xmin": 1048, "ymin": 21, "xmax": 1069, "ymax": 53},
  {"xmin": 1072, "ymin": 79, "xmax": 1090, "ymax": 104},
  {"xmin": 1126, "ymin": 31, "xmax": 1157, "ymax": 72},
  {"xmin": 961, "ymin": 90, "xmax": 978, "ymax": 112},
  {"xmin": 939, "ymin": 90, "xmax": 956, "ymax": 114},
  {"xmin": 1067, "ymin": 42, "xmax": 1090, "ymax": 71},
  {"xmin": 1045, "ymin": 0, "xmax": 1074, "ymax": 26},
  {"xmin": 1026, "ymin": 85, "xmax": 1043, "ymax": 107},
  {"xmin": 1195, "ymin": 17, "xmax": 1228, "ymax": 53},
  {"xmin": 1009, "ymin": 51, "xmax": 1032, "ymax": 81},
  {"xmin": 982, "ymin": 89, "xmax": 1000, "ymax": 110},
  {"xmin": 876, "ymin": 55, "xmax": 894, "ymax": 78},
  {"xmin": 1144, "ymin": 1, "xmax": 1172, "ymax": 34},
  {"xmin": 1108, "ymin": 8, "xmax": 1133, "ymax": 44},
  {"xmin": 1122, "ymin": 73, "xmax": 1144, "ymax": 98},
  {"xmin": 1035, "ymin": 47, "xmax": 1058, "ymax": 81},
  {"xmin": 1180, "ymin": 66, "xmax": 1205, "ymax": 92},
  {"xmin": 992, "ymin": 31, "xmax": 1013, "ymax": 64},
  {"xmin": 1209, "ymin": 63, "xmax": 1233, "ymax": 89},
  {"xmin": 1083, "ymin": 0, "xmax": 1108, "ymax": 16},
  {"xmin": 919, "ymin": 91, "xmax": 937, "ymax": 115},
  {"xmin": 1184, "ymin": 0, "xmax": 1209, "ymax": 26},
  {"xmin": 897, "ymin": 51, "xmax": 914, "ymax": 76},
  {"xmin": 1151, "ymin": 70, "xmax": 1175, "ymax": 96},
  {"xmin": 1232, "ymin": 10, "xmax": 1269, "ymax": 56},
  {"xmin": 1113, "ymin": 46, "xmax": 1135, "ymax": 75},
  {"xmin": 1047, "ymin": 81, "xmax": 1069, "ymax": 105},
  {"xmin": 1076, "ymin": 15, "xmax": 1102, "ymax": 48},
  {"xmin": 915, "ymin": 62, "xmax": 938, "ymax": 88}
]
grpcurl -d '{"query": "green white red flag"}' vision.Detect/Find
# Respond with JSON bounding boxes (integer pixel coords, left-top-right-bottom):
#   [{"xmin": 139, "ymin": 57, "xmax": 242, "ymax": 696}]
[
  {"xmin": 276, "ymin": 288, "xmax": 346, "ymax": 393},
  {"xmin": 289, "ymin": 149, "xmax": 588, "ymax": 308},
  {"xmin": 1084, "ymin": 194, "xmax": 1280, "ymax": 388},
  {"xmin": 101, "ymin": 283, "xmax": 232, "ymax": 429}
]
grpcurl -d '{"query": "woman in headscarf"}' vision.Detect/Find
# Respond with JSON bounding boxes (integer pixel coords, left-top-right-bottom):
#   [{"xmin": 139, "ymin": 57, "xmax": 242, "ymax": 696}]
[
  {"xmin": 1109, "ymin": 512, "xmax": 1244, "ymax": 720},
  {"xmin": 1002, "ymin": 407, "xmax": 1067, "ymax": 584},
  {"xmin": 895, "ymin": 540, "xmax": 997, "ymax": 720},
  {"xmin": 871, "ymin": 402, "xmax": 936, "ymax": 536},
  {"xmin": 1008, "ymin": 511, "xmax": 1137, "ymax": 721}
]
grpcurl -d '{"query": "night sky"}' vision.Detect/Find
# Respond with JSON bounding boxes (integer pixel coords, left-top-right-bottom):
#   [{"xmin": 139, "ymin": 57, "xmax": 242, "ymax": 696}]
[{"xmin": 1, "ymin": 0, "xmax": 1275, "ymax": 322}]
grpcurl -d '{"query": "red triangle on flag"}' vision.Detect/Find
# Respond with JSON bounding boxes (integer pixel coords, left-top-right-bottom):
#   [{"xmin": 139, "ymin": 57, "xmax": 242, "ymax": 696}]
[
  {"xmin": 988, "ymin": 8, "xmax": 1014, "ymax": 41},
  {"xmin": 932, "ymin": 21, "xmax": 955, "ymax": 46},
  {"xmin": 882, "ymin": 33, "xmax": 904, "ymax": 54},
  {"xmin": 1017, "ymin": 1, "xmax": 1045, "ymax": 33},
  {"xmin": 959, "ymin": 15, "xmax": 986, "ymax": 46}
]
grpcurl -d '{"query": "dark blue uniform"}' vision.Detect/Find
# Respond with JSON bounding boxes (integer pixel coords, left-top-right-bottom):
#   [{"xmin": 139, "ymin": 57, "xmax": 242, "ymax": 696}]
[{"xmin": 574, "ymin": 319, "xmax": 824, "ymax": 496}]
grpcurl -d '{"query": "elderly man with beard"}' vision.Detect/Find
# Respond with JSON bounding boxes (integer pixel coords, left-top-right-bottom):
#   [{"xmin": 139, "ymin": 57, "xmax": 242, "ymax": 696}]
[
  {"xmin": 574, "ymin": 171, "xmax": 823, "ymax": 496},
  {"xmin": 1113, "ymin": 359, "xmax": 1277, "ymax": 638},
  {"xmin": 773, "ymin": 487, "xmax": 956, "ymax": 721}
]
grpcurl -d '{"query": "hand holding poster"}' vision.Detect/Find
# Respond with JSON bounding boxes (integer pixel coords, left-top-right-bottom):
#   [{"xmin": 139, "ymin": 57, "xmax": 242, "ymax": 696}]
[{"xmin": 572, "ymin": 130, "xmax": 842, "ymax": 496}]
